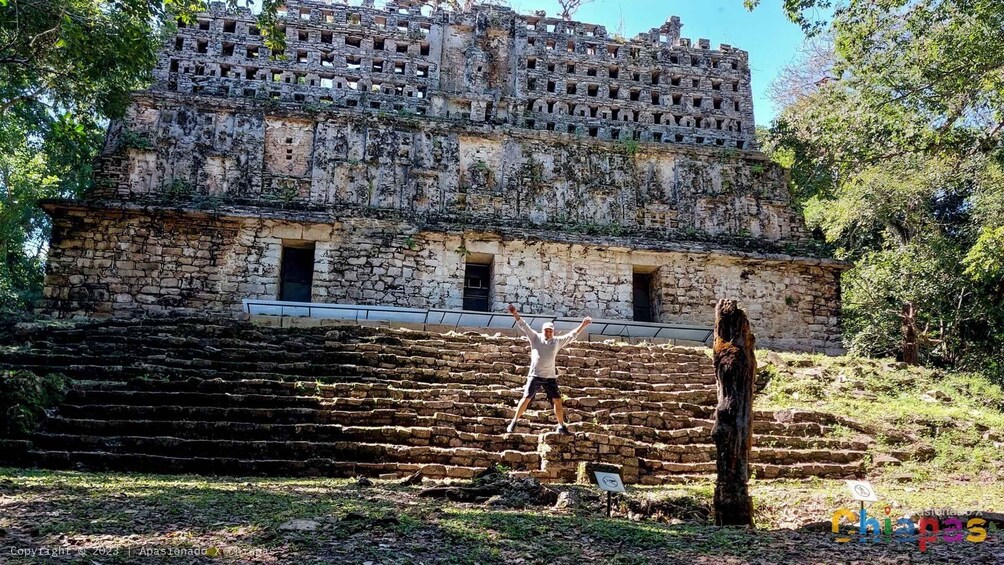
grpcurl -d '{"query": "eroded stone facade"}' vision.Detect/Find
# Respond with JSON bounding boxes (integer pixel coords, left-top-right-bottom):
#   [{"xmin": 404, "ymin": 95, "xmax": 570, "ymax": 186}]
[
  {"xmin": 42, "ymin": 0, "xmax": 849, "ymax": 352},
  {"xmin": 44, "ymin": 204, "xmax": 845, "ymax": 352}
]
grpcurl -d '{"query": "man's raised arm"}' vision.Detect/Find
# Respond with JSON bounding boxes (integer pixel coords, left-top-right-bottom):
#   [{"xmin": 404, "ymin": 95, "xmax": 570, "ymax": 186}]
[
  {"xmin": 558, "ymin": 316, "xmax": 592, "ymax": 347},
  {"xmin": 507, "ymin": 303, "xmax": 535, "ymax": 339}
]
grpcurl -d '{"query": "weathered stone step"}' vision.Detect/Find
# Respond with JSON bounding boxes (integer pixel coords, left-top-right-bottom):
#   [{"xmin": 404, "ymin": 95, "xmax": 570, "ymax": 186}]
[
  {"xmin": 53, "ymin": 397, "xmax": 709, "ymax": 426},
  {"xmin": 635, "ymin": 460, "xmax": 865, "ymax": 483},
  {"xmin": 751, "ymin": 434, "xmax": 869, "ymax": 451},
  {"xmin": 6, "ymin": 337, "xmax": 714, "ymax": 380},
  {"xmin": 0, "ymin": 363, "xmax": 378, "ymax": 383},
  {"xmin": 28, "ymin": 330, "xmax": 711, "ymax": 363},
  {"xmin": 4, "ymin": 449, "xmax": 487, "ymax": 479},
  {"xmin": 20, "ymin": 318, "xmax": 711, "ymax": 356},
  {"xmin": 753, "ymin": 420, "xmax": 828, "ymax": 437},
  {"xmin": 74, "ymin": 378, "xmax": 717, "ymax": 408},
  {"xmin": 637, "ymin": 444, "xmax": 866, "ymax": 466},
  {"xmin": 0, "ymin": 351, "xmax": 383, "ymax": 375},
  {"xmin": 81, "ymin": 385, "xmax": 717, "ymax": 412},
  {"xmin": 29, "ymin": 434, "xmax": 543, "ymax": 469},
  {"xmin": 75, "ymin": 378, "xmax": 322, "ymax": 395},
  {"xmin": 6, "ymin": 359, "xmax": 713, "ymax": 392},
  {"xmin": 65, "ymin": 389, "xmax": 324, "ymax": 409},
  {"xmin": 57, "ymin": 404, "xmax": 338, "ymax": 424},
  {"xmin": 25, "ymin": 330, "xmax": 712, "ymax": 365},
  {"xmin": 43, "ymin": 418, "xmax": 542, "ymax": 451},
  {"xmin": 321, "ymin": 397, "xmax": 715, "ymax": 423}
]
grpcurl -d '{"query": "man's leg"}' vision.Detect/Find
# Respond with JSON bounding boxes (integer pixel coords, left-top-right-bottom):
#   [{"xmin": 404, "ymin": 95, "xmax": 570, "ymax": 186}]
[
  {"xmin": 553, "ymin": 397, "xmax": 567, "ymax": 426},
  {"xmin": 507, "ymin": 395, "xmax": 533, "ymax": 433},
  {"xmin": 545, "ymin": 380, "xmax": 572, "ymax": 435}
]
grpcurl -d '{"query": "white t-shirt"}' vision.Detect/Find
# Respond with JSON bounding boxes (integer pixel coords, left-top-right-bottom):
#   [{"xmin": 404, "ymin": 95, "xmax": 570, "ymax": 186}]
[{"xmin": 515, "ymin": 318, "xmax": 582, "ymax": 379}]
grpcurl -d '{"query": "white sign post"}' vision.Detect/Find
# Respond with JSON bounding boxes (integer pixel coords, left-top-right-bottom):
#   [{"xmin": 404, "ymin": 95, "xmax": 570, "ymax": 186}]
[
  {"xmin": 846, "ymin": 480, "xmax": 879, "ymax": 526},
  {"xmin": 594, "ymin": 471, "xmax": 626, "ymax": 517},
  {"xmin": 846, "ymin": 480, "xmax": 879, "ymax": 502}
]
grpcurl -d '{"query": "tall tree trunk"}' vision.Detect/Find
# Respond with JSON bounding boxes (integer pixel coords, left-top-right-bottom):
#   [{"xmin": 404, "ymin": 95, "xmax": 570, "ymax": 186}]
[
  {"xmin": 711, "ymin": 298, "xmax": 756, "ymax": 527},
  {"xmin": 901, "ymin": 302, "xmax": 918, "ymax": 365}
]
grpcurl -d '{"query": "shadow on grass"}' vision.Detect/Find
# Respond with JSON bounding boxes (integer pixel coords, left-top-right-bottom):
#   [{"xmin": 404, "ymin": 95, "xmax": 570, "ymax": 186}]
[
  {"xmin": 431, "ymin": 508, "xmax": 770, "ymax": 564},
  {"xmin": 8, "ymin": 468, "xmax": 998, "ymax": 564},
  {"xmin": 0, "ymin": 467, "xmax": 408, "ymax": 538}
]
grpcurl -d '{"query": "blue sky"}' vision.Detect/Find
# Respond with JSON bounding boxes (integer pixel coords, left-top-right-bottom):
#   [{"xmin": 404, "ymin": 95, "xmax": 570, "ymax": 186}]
[{"xmin": 507, "ymin": 0, "xmax": 808, "ymax": 126}]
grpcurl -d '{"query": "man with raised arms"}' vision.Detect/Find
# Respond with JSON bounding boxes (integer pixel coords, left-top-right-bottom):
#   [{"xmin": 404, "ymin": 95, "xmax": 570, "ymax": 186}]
[{"xmin": 505, "ymin": 303, "xmax": 591, "ymax": 435}]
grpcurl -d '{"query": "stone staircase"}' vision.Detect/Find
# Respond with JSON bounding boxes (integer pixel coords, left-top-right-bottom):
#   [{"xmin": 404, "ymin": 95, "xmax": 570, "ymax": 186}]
[{"xmin": 0, "ymin": 318, "xmax": 870, "ymax": 484}]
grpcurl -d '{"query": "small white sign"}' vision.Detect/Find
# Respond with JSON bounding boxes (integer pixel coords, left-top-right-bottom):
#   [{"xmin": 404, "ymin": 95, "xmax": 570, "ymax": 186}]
[
  {"xmin": 594, "ymin": 471, "xmax": 626, "ymax": 493},
  {"xmin": 846, "ymin": 480, "xmax": 878, "ymax": 502}
]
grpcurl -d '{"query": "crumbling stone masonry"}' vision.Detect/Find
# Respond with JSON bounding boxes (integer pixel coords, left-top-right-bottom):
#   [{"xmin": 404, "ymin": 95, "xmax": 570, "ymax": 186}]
[{"xmin": 40, "ymin": 0, "xmax": 850, "ymax": 353}]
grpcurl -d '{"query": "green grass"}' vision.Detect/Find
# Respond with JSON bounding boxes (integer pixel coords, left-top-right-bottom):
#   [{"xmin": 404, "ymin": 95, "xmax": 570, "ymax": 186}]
[
  {"xmin": 2, "ymin": 468, "xmax": 1002, "ymax": 564},
  {"xmin": 755, "ymin": 352, "xmax": 1004, "ymax": 480}
]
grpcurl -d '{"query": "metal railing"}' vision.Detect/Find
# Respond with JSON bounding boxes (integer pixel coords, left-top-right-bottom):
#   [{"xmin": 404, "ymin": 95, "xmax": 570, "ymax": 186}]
[{"xmin": 242, "ymin": 299, "xmax": 714, "ymax": 343}]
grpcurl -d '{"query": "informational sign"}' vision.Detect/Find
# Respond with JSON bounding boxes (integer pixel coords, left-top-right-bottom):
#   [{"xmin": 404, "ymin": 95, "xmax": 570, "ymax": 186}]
[
  {"xmin": 594, "ymin": 471, "xmax": 626, "ymax": 493},
  {"xmin": 846, "ymin": 480, "xmax": 879, "ymax": 502}
]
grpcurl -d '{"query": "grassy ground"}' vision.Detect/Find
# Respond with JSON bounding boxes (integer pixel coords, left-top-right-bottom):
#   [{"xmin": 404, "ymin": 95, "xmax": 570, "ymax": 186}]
[
  {"xmin": 1, "ymin": 468, "xmax": 1002, "ymax": 564},
  {"xmin": 755, "ymin": 351, "xmax": 1004, "ymax": 483}
]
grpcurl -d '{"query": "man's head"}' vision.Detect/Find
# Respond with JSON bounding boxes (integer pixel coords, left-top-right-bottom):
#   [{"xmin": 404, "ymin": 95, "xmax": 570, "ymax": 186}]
[{"xmin": 542, "ymin": 322, "xmax": 555, "ymax": 340}]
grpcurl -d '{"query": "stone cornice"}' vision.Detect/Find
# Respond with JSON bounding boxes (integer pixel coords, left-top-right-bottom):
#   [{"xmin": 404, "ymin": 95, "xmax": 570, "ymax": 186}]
[{"xmin": 41, "ymin": 198, "xmax": 853, "ymax": 270}]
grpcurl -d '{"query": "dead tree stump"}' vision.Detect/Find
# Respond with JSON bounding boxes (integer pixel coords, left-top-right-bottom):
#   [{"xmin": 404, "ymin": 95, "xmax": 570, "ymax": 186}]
[
  {"xmin": 901, "ymin": 302, "xmax": 919, "ymax": 365},
  {"xmin": 711, "ymin": 298, "xmax": 756, "ymax": 527}
]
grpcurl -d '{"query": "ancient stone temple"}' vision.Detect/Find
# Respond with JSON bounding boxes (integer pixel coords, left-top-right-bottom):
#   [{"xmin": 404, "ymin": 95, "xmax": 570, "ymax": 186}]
[{"xmin": 40, "ymin": 0, "xmax": 848, "ymax": 353}]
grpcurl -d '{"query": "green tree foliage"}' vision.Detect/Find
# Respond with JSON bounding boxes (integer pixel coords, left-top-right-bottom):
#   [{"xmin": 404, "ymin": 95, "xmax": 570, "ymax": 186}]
[
  {"xmin": 752, "ymin": 0, "xmax": 1004, "ymax": 377},
  {"xmin": 0, "ymin": 0, "xmax": 279, "ymax": 313},
  {"xmin": 0, "ymin": 371, "xmax": 67, "ymax": 437}
]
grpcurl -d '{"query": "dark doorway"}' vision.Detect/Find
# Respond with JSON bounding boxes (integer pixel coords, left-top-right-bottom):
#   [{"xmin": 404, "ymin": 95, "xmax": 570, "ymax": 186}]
[
  {"xmin": 279, "ymin": 243, "xmax": 315, "ymax": 302},
  {"xmin": 463, "ymin": 262, "xmax": 491, "ymax": 312},
  {"xmin": 633, "ymin": 272, "xmax": 654, "ymax": 322}
]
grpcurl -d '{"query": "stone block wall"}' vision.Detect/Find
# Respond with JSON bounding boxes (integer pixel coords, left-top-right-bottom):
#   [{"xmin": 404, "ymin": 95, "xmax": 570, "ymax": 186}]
[
  {"xmin": 43, "ymin": 207, "xmax": 242, "ymax": 316},
  {"xmin": 41, "ymin": 205, "xmax": 845, "ymax": 353},
  {"xmin": 154, "ymin": 0, "xmax": 753, "ymax": 149},
  {"xmin": 94, "ymin": 97, "xmax": 802, "ymax": 241}
]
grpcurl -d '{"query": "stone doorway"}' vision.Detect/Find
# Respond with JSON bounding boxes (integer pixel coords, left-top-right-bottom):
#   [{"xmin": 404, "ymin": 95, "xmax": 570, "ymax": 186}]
[{"xmin": 279, "ymin": 242, "xmax": 315, "ymax": 302}]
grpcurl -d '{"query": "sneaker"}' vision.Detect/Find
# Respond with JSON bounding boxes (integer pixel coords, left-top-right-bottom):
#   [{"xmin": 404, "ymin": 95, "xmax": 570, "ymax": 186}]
[
  {"xmin": 556, "ymin": 424, "xmax": 572, "ymax": 436},
  {"xmin": 505, "ymin": 421, "xmax": 516, "ymax": 434}
]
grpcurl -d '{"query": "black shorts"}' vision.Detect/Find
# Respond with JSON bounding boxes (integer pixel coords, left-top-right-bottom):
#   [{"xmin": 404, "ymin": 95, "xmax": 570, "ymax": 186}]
[{"xmin": 523, "ymin": 377, "xmax": 561, "ymax": 400}]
